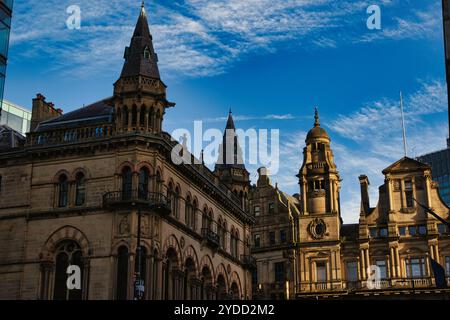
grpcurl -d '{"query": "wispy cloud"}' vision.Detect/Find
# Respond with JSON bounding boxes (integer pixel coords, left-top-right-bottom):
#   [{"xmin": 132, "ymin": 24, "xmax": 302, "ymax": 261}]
[
  {"xmin": 9, "ymin": 0, "xmax": 439, "ymax": 78},
  {"xmin": 202, "ymin": 113, "xmax": 297, "ymax": 123}
]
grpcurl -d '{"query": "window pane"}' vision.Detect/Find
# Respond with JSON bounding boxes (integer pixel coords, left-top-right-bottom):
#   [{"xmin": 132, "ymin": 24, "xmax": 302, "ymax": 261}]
[
  {"xmin": 316, "ymin": 263, "xmax": 327, "ymax": 282},
  {"xmin": 376, "ymin": 260, "xmax": 387, "ymax": 279},
  {"xmin": 346, "ymin": 261, "xmax": 358, "ymax": 281}
]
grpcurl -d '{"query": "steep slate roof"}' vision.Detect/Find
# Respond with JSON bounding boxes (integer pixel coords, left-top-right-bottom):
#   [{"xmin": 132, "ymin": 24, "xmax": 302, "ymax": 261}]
[
  {"xmin": 120, "ymin": 2, "xmax": 161, "ymax": 79},
  {"xmin": 36, "ymin": 98, "xmax": 114, "ymax": 132},
  {"xmin": 215, "ymin": 111, "xmax": 246, "ymax": 170}
]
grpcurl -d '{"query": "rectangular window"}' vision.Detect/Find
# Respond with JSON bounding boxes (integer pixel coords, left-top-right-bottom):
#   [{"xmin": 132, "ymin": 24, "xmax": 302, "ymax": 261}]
[
  {"xmin": 274, "ymin": 262, "xmax": 285, "ymax": 283},
  {"xmin": 406, "ymin": 258, "xmax": 426, "ymax": 278},
  {"xmin": 269, "ymin": 231, "xmax": 276, "ymax": 246},
  {"xmin": 369, "ymin": 228, "xmax": 377, "ymax": 238},
  {"xmin": 418, "ymin": 225, "xmax": 427, "ymax": 236},
  {"xmin": 268, "ymin": 203, "xmax": 275, "ymax": 214},
  {"xmin": 346, "ymin": 261, "xmax": 358, "ymax": 282},
  {"xmin": 280, "ymin": 230, "xmax": 287, "ymax": 243},
  {"xmin": 438, "ymin": 224, "xmax": 447, "ymax": 235},
  {"xmin": 398, "ymin": 226, "xmax": 407, "ymax": 236},
  {"xmin": 375, "ymin": 260, "xmax": 387, "ymax": 279},
  {"xmin": 254, "ymin": 205, "xmax": 261, "ymax": 217},
  {"xmin": 404, "ymin": 180, "xmax": 414, "ymax": 208},
  {"xmin": 408, "ymin": 226, "xmax": 417, "ymax": 236},
  {"xmin": 379, "ymin": 228, "xmax": 388, "ymax": 237},
  {"xmin": 254, "ymin": 234, "xmax": 261, "ymax": 248},
  {"xmin": 446, "ymin": 257, "xmax": 450, "ymax": 275},
  {"xmin": 316, "ymin": 262, "xmax": 327, "ymax": 282}
]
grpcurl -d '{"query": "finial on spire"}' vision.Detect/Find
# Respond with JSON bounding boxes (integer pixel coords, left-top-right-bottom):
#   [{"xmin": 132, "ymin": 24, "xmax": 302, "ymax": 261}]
[
  {"xmin": 229, "ymin": 108, "xmax": 232, "ymax": 114},
  {"xmin": 314, "ymin": 107, "xmax": 320, "ymax": 127},
  {"xmin": 141, "ymin": 0, "xmax": 146, "ymax": 16}
]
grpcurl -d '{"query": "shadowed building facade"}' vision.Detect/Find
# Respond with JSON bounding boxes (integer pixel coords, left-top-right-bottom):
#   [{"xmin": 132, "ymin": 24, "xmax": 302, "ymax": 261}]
[{"xmin": 0, "ymin": 4, "xmax": 254, "ymax": 300}]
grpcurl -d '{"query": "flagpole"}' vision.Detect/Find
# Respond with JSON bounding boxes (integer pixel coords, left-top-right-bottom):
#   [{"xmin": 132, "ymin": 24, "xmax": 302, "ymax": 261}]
[{"xmin": 400, "ymin": 91, "xmax": 408, "ymax": 157}]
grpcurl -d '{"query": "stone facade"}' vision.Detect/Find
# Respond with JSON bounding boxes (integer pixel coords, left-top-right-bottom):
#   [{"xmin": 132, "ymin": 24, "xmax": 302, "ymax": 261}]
[
  {"xmin": 0, "ymin": 5, "xmax": 254, "ymax": 300},
  {"xmin": 250, "ymin": 111, "xmax": 450, "ymax": 299}
]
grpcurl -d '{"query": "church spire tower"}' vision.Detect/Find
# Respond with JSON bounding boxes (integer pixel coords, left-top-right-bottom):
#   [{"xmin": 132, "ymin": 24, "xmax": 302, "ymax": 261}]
[
  {"xmin": 214, "ymin": 111, "xmax": 250, "ymax": 210},
  {"xmin": 114, "ymin": 2, "xmax": 175, "ymax": 134}
]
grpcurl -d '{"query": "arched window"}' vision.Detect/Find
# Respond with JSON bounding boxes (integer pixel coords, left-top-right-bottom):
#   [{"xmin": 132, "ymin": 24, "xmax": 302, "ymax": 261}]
[
  {"xmin": 221, "ymin": 222, "xmax": 227, "ymax": 249},
  {"xmin": 185, "ymin": 197, "xmax": 192, "ymax": 228},
  {"xmin": 123, "ymin": 106, "xmax": 129, "ymax": 128},
  {"xmin": 184, "ymin": 258, "xmax": 196, "ymax": 300},
  {"xmin": 116, "ymin": 246, "xmax": 129, "ymax": 300},
  {"xmin": 230, "ymin": 232, "xmax": 236, "ymax": 257},
  {"xmin": 138, "ymin": 167, "xmax": 149, "ymax": 199},
  {"xmin": 140, "ymin": 105, "xmax": 146, "ymax": 127},
  {"xmin": 53, "ymin": 241, "xmax": 83, "ymax": 300},
  {"xmin": 58, "ymin": 174, "xmax": 69, "ymax": 207},
  {"xmin": 174, "ymin": 187, "xmax": 180, "ymax": 219},
  {"xmin": 191, "ymin": 200, "xmax": 198, "ymax": 230},
  {"xmin": 234, "ymin": 231, "xmax": 239, "ymax": 258},
  {"xmin": 135, "ymin": 246, "xmax": 147, "ymax": 297},
  {"xmin": 131, "ymin": 105, "xmax": 137, "ymax": 127},
  {"xmin": 202, "ymin": 207, "xmax": 209, "ymax": 230},
  {"xmin": 151, "ymin": 250, "xmax": 159, "ymax": 299},
  {"xmin": 121, "ymin": 167, "xmax": 132, "ymax": 200},
  {"xmin": 75, "ymin": 172, "xmax": 86, "ymax": 206}
]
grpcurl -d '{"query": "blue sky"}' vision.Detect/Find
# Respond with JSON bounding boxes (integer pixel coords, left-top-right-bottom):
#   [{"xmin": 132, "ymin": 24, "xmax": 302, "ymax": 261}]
[{"xmin": 4, "ymin": 0, "xmax": 449, "ymax": 223}]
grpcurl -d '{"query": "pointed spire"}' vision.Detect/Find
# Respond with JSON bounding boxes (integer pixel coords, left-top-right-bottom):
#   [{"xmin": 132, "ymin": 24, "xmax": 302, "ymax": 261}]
[
  {"xmin": 226, "ymin": 110, "xmax": 236, "ymax": 130},
  {"xmin": 314, "ymin": 107, "xmax": 320, "ymax": 127},
  {"xmin": 120, "ymin": 2, "xmax": 160, "ymax": 79}
]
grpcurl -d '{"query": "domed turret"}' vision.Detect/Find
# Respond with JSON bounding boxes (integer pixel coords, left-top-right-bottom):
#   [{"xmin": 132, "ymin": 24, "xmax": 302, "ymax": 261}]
[{"xmin": 306, "ymin": 108, "xmax": 329, "ymax": 143}]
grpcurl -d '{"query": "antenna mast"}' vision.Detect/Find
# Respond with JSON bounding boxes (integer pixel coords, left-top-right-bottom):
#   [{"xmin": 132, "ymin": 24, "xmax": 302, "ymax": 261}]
[{"xmin": 400, "ymin": 91, "xmax": 408, "ymax": 157}]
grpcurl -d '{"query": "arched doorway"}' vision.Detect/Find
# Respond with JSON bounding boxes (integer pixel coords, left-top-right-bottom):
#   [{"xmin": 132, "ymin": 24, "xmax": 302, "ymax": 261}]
[
  {"xmin": 201, "ymin": 267, "xmax": 214, "ymax": 300},
  {"xmin": 163, "ymin": 248, "xmax": 179, "ymax": 300},
  {"xmin": 230, "ymin": 282, "xmax": 240, "ymax": 300},
  {"xmin": 217, "ymin": 274, "xmax": 227, "ymax": 300},
  {"xmin": 184, "ymin": 258, "xmax": 197, "ymax": 300}
]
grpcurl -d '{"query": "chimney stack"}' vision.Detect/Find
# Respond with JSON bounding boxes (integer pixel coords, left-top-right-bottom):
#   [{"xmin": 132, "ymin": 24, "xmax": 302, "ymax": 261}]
[
  {"xmin": 30, "ymin": 93, "xmax": 63, "ymax": 131},
  {"xmin": 359, "ymin": 175, "xmax": 371, "ymax": 215}
]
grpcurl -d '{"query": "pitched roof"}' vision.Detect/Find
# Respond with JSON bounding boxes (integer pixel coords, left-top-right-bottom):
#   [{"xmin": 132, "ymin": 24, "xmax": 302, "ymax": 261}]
[
  {"xmin": 36, "ymin": 98, "xmax": 114, "ymax": 132},
  {"xmin": 119, "ymin": 3, "xmax": 161, "ymax": 79},
  {"xmin": 382, "ymin": 157, "xmax": 431, "ymax": 175}
]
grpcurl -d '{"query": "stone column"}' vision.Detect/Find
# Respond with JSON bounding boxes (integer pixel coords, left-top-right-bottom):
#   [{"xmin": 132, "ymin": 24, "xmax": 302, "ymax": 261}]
[{"xmin": 386, "ymin": 177, "xmax": 393, "ymax": 212}]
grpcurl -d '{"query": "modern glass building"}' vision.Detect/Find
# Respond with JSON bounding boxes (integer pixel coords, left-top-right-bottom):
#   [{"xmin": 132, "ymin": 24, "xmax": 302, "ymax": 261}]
[
  {"xmin": 0, "ymin": 100, "xmax": 31, "ymax": 135},
  {"xmin": 417, "ymin": 148, "xmax": 450, "ymax": 206},
  {"xmin": 0, "ymin": 0, "xmax": 13, "ymax": 110}
]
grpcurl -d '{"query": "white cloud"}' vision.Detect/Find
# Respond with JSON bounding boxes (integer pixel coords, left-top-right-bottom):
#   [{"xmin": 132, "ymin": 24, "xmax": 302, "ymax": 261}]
[{"xmin": 9, "ymin": 0, "xmax": 438, "ymax": 78}]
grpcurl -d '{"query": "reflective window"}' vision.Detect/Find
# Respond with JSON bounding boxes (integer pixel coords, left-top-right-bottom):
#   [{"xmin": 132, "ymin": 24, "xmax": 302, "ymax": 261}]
[
  {"xmin": 346, "ymin": 261, "xmax": 358, "ymax": 282},
  {"xmin": 375, "ymin": 260, "xmax": 387, "ymax": 279}
]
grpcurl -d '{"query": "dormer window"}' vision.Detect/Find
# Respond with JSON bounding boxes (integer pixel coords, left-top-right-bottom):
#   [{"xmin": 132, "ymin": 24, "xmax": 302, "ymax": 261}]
[
  {"xmin": 404, "ymin": 179, "xmax": 414, "ymax": 208},
  {"xmin": 144, "ymin": 47, "xmax": 151, "ymax": 60}
]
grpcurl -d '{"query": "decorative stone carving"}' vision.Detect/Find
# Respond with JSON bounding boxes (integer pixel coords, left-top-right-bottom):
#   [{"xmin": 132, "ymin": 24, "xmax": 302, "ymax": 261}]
[
  {"xmin": 308, "ymin": 218, "xmax": 327, "ymax": 240},
  {"xmin": 119, "ymin": 215, "xmax": 130, "ymax": 235}
]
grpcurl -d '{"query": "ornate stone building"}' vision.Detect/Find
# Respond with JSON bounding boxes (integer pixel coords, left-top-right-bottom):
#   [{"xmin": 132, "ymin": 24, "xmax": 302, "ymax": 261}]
[
  {"xmin": 250, "ymin": 167, "xmax": 300, "ymax": 299},
  {"xmin": 250, "ymin": 110, "xmax": 450, "ymax": 299},
  {"xmin": 0, "ymin": 4, "xmax": 254, "ymax": 300}
]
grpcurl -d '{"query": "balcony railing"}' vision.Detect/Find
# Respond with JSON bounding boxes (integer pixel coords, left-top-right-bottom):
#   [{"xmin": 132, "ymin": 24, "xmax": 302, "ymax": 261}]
[
  {"xmin": 241, "ymin": 255, "xmax": 257, "ymax": 270},
  {"xmin": 103, "ymin": 190, "xmax": 170, "ymax": 214},
  {"xmin": 29, "ymin": 125, "xmax": 114, "ymax": 147},
  {"xmin": 201, "ymin": 228, "xmax": 220, "ymax": 249},
  {"xmin": 302, "ymin": 277, "xmax": 438, "ymax": 294}
]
